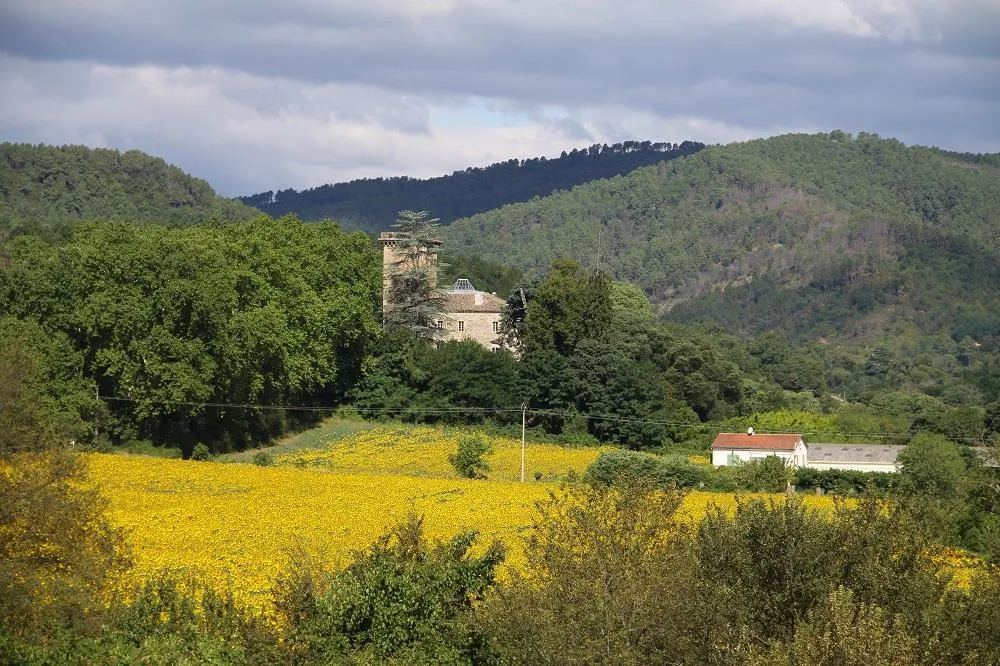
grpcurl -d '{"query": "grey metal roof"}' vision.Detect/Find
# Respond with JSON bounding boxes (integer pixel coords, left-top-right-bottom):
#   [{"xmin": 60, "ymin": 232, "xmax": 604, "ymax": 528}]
[
  {"xmin": 807, "ymin": 444, "xmax": 906, "ymax": 465},
  {"xmin": 450, "ymin": 278, "xmax": 476, "ymax": 292}
]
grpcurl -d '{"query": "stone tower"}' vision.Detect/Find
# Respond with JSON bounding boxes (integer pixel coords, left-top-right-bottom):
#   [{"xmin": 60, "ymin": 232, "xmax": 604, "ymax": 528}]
[{"xmin": 378, "ymin": 231, "xmax": 440, "ymax": 314}]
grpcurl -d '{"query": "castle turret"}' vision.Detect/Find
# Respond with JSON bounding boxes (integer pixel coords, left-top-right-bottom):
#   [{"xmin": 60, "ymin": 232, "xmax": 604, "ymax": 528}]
[{"xmin": 378, "ymin": 231, "xmax": 440, "ymax": 315}]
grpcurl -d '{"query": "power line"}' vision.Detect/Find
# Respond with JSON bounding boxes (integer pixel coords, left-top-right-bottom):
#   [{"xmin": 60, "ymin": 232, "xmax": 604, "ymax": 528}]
[
  {"xmin": 97, "ymin": 396, "xmax": 986, "ymax": 443},
  {"xmin": 100, "ymin": 395, "xmax": 522, "ymax": 415}
]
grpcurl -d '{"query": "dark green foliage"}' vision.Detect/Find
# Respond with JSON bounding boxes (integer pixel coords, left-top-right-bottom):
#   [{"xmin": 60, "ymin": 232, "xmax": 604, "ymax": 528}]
[
  {"xmin": 793, "ymin": 467, "xmax": 898, "ymax": 493},
  {"xmin": 275, "ymin": 514, "xmax": 504, "ymax": 664},
  {"xmin": 897, "ymin": 433, "xmax": 966, "ymax": 497},
  {"xmin": 649, "ymin": 325, "xmax": 744, "ymax": 421},
  {"xmin": 241, "ymin": 140, "xmax": 705, "ymax": 232},
  {"xmin": 522, "ymin": 259, "xmax": 613, "ymax": 356},
  {"xmin": 0, "ymin": 316, "xmax": 102, "ymax": 446},
  {"xmin": 565, "ymin": 340, "xmax": 670, "ymax": 448},
  {"xmin": 190, "ymin": 443, "xmax": 210, "ymax": 461},
  {"xmin": 350, "ymin": 336, "xmax": 521, "ymax": 425},
  {"xmin": 449, "ymin": 433, "xmax": 493, "ymax": 479},
  {"xmin": 0, "ymin": 215, "xmax": 381, "ymax": 453},
  {"xmin": 438, "ymin": 252, "xmax": 523, "ymax": 298},
  {"xmin": 584, "ymin": 450, "xmax": 707, "ymax": 488},
  {"xmin": 748, "ymin": 332, "xmax": 826, "ymax": 393},
  {"xmin": 0, "ymin": 143, "xmax": 256, "ymax": 241}
]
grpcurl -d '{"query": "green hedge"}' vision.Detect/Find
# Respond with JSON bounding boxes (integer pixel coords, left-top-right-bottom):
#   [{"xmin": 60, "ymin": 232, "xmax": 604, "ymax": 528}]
[{"xmin": 794, "ymin": 467, "xmax": 898, "ymax": 493}]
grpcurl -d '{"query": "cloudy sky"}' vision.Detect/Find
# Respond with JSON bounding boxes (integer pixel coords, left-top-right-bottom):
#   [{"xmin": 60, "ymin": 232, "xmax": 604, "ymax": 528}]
[{"xmin": 1, "ymin": 0, "xmax": 998, "ymax": 196}]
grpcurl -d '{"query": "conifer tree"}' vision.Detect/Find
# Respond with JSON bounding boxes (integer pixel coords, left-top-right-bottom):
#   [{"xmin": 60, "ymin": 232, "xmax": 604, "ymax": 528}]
[{"xmin": 384, "ymin": 210, "xmax": 446, "ymax": 340}]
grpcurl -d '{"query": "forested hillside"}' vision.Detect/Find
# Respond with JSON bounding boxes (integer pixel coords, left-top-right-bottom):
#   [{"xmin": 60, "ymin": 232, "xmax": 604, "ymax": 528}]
[
  {"xmin": 0, "ymin": 143, "xmax": 258, "ymax": 240},
  {"xmin": 239, "ymin": 140, "xmax": 704, "ymax": 232},
  {"xmin": 443, "ymin": 132, "xmax": 1000, "ymax": 344}
]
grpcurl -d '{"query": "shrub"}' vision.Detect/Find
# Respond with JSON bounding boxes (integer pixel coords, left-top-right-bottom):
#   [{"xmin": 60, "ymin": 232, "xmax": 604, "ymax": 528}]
[
  {"xmin": 93, "ymin": 574, "xmax": 282, "ymax": 664},
  {"xmin": 449, "ymin": 433, "xmax": 493, "ymax": 479},
  {"xmin": 252, "ymin": 451, "xmax": 273, "ymax": 467},
  {"xmin": 190, "ymin": 443, "xmax": 210, "ymax": 462},
  {"xmin": 475, "ymin": 485, "xmax": 696, "ymax": 665},
  {"xmin": 584, "ymin": 450, "xmax": 708, "ymax": 489},
  {"xmin": 706, "ymin": 465, "xmax": 741, "ymax": 492},
  {"xmin": 276, "ymin": 514, "xmax": 504, "ymax": 663},
  {"xmin": 794, "ymin": 467, "xmax": 897, "ymax": 494},
  {"xmin": 734, "ymin": 455, "xmax": 791, "ymax": 492},
  {"xmin": 897, "ymin": 433, "xmax": 966, "ymax": 498}
]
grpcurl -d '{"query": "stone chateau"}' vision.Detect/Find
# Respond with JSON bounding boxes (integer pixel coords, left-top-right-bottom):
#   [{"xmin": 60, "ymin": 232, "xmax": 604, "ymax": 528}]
[{"xmin": 379, "ymin": 231, "xmax": 506, "ymax": 350}]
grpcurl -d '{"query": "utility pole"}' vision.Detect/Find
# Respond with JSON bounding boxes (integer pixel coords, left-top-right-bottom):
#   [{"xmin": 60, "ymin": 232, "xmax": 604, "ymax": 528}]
[
  {"xmin": 520, "ymin": 403, "xmax": 527, "ymax": 482},
  {"xmin": 94, "ymin": 385, "xmax": 99, "ymax": 441}
]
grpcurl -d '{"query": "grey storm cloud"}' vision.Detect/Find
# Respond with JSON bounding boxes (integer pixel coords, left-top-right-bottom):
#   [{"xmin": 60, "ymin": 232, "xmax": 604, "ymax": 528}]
[{"xmin": 1, "ymin": 0, "xmax": 998, "ymax": 194}]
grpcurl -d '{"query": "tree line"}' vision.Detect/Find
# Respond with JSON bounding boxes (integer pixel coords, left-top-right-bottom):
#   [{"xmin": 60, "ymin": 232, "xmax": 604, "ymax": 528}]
[{"xmin": 239, "ymin": 140, "xmax": 705, "ymax": 233}]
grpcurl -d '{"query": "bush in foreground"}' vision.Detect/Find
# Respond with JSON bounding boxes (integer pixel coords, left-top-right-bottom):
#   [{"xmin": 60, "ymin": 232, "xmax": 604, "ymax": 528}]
[{"xmin": 275, "ymin": 514, "xmax": 505, "ymax": 664}]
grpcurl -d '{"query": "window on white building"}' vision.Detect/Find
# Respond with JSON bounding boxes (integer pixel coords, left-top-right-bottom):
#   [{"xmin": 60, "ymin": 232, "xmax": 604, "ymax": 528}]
[
  {"xmin": 458, "ymin": 321, "xmax": 465, "ymax": 332},
  {"xmin": 492, "ymin": 321, "xmax": 500, "ymax": 332}
]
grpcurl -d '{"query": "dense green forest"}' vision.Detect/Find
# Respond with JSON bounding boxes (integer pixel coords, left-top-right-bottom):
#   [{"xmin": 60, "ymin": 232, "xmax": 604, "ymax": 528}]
[
  {"xmin": 0, "ymin": 216, "xmax": 380, "ymax": 455},
  {"xmin": 443, "ymin": 132, "xmax": 1000, "ymax": 346},
  {"xmin": 0, "ymin": 143, "xmax": 258, "ymax": 241},
  {"xmin": 238, "ymin": 140, "xmax": 704, "ymax": 233}
]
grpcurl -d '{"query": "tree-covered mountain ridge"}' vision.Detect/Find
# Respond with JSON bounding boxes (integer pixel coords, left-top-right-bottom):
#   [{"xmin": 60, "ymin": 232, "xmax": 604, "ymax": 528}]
[
  {"xmin": 442, "ymin": 131, "xmax": 1000, "ymax": 342},
  {"xmin": 0, "ymin": 143, "xmax": 258, "ymax": 240},
  {"xmin": 238, "ymin": 140, "xmax": 705, "ymax": 233}
]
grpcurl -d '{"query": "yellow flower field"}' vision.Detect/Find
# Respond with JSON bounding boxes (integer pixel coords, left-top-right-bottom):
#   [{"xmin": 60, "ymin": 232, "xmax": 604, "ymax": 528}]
[
  {"xmin": 274, "ymin": 425, "xmax": 614, "ymax": 481},
  {"xmin": 87, "ymin": 453, "xmax": 555, "ymax": 609},
  {"xmin": 86, "ymin": 450, "xmax": 844, "ymax": 612}
]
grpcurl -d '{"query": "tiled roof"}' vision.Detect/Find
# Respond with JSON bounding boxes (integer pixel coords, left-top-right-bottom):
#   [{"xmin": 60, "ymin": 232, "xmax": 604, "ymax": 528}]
[
  {"xmin": 807, "ymin": 444, "xmax": 905, "ymax": 465},
  {"xmin": 440, "ymin": 290, "xmax": 506, "ymax": 313},
  {"xmin": 711, "ymin": 432, "xmax": 803, "ymax": 450}
]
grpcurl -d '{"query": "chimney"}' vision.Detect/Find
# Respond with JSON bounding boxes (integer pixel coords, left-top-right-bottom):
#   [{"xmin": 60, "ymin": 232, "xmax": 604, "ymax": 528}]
[{"xmin": 475, "ymin": 292, "xmax": 484, "ymax": 306}]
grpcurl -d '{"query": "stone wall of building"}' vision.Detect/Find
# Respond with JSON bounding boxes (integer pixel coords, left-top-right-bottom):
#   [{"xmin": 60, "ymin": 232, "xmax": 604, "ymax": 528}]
[{"xmin": 436, "ymin": 311, "xmax": 503, "ymax": 350}]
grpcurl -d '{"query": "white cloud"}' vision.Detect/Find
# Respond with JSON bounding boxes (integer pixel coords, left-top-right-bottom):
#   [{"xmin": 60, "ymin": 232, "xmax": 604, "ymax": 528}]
[
  {"xmin": 1, "ymin": 55, "xmax": 794, "ymax": 194},
  {"xmin": 0, "ymin": 0, "xmax": 997, "ymax": 194}
]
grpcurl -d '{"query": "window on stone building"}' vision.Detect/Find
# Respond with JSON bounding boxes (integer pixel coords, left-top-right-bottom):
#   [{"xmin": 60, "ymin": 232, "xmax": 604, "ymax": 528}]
[
  {"xmin": 458, "ymin": 321, "xmax": 465, "ymax": 332},
  {"xmin": 434, "ymin": 320, "xmax": 443, "ymax": 329},
  {"xmin": 492, "ymin": 321, "xmax": 500, "ymax": 332}
]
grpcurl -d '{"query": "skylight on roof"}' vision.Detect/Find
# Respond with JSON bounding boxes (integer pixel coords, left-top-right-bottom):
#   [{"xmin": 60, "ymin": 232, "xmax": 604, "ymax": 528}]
[{"xmin": 452, "ymin": 278, "xmax": 476, "ymax": 291}]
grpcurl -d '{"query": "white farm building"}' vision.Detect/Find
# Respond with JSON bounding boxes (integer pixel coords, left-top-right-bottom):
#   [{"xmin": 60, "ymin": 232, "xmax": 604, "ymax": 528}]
[
  {"xmin": 711, "ymin": 432, "xmax": 904, "ymax": 474},
  {"xmin": 710, "ymin": 432, "xmax": 807, "ymax": 468}
]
